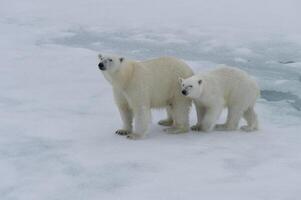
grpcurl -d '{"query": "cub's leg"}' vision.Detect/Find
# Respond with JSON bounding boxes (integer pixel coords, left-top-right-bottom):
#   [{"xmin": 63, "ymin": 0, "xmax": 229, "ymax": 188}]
[
  {"xmin": 215, "ymin": 107, "xmax": 228, "ymax": 131},
  {"xmin": 241, "ymin": 106, "xmax": 258, "ymax": 132},
  {"xmin": 223, "ymin": 106, "xmax": 244, "ymax": 131},
  {"xmin": 158, "ymin": 104, "xmax": 174, "ymax": 126},
  {"xmin": 191, "ymin": 101, "xmax": 206, "ymax": 131},
  {"xmin": 201, "ymin": 105, "xmax": 223, "ymax": 132}
]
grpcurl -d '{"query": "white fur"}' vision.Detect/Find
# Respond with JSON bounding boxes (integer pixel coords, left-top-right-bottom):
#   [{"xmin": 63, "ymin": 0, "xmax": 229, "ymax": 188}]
[
  {"xmin": 180, "ymin": 66, "xmax": 260, "ymax": 132},
  {"xmin": 98, "ymin": 54, "xmax": 193, "ymax": 139}
]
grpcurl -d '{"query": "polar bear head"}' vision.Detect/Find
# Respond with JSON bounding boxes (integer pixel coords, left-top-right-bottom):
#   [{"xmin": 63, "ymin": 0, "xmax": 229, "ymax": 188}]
[
  {"xmin": 97, "ymin": 54, "xmax": 125, "ymax": 73},
  {"xmin": 179, "ymin": 76, "xmax": 204, "ymax": 99}
]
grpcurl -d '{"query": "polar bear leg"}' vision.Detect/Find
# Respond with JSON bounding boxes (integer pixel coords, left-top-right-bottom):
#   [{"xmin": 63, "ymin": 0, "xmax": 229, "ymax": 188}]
[
  {"xmin": 127, "ymin": 107, "xmax": 150, "ymax": 139},
  {"xmin": 114, "ymin": 90, "xmax": 133, "ymax": 135},
  {"xmin": 241, "ymin": 107, "xmax": 258, "ymax": 132},
  {"xmin": 164, "ymin": 98, "xmax": 190, "ymax": 134},
  {"xmin": 191, "ymin": 103, "xmax": 206, "ymax": 131},
  {"xmin": 201, "ymin": 106, "xmax": 223, "ymax": 132},
  {"xmin": 115, "ymin": 104, "xmax": 133, "ymax": 135},
  {"xmin": 158, "ymin": 105, "xmax": 174, "ymax": 126},
  {"xmin": 224, "ymin": 106, "xmax": 244, "ymax": 131}
]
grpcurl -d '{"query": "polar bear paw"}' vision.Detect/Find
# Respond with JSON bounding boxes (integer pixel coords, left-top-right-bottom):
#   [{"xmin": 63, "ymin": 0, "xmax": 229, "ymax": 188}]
[
  {"xmin": 126, "ymin": 133, "xmax": 143, "ymax": 140},
  {"xmin": 115, "ymin": 129, "xmax": 131, "ymax": 136},
  {"xmin": 191, "ymin": 124, "xmax": 202, "ymax": 131},
  {"xmin": 158, "ymin": 119, "xmax": 173, "ymax": 126}
]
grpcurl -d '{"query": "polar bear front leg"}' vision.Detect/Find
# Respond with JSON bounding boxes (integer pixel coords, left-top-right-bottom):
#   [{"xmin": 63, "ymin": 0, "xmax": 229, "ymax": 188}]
[
  {"xmin": 223, "ymin": 106, "xmax": 244, "ymax": 131},
  {"xmin": 201, "ymin": 106, "xmax": 223, "ymax": 132},
  {"xmin": 191, "ymin": 104, "xmax": 206, "ymax": 131},
  {"xmin": 127, "ymin": 106, "xmax": 151, "ymax": 140},
  {"xmin": 114, "ymin": 90, "xmax": 133, "ymax": 136},
  {"xmin": 115, "ymin": 103, "xmax": 133, "ymax": 136}
]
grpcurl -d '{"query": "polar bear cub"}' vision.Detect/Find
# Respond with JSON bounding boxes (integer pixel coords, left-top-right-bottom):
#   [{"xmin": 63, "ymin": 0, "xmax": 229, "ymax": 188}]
[
  {"xmin": 180, "ymin": 66, "xmax": 259, "ymax": 132},
  {"xmin": 98, "ymin": 54, "xmax": 193, "ymax": 139}
]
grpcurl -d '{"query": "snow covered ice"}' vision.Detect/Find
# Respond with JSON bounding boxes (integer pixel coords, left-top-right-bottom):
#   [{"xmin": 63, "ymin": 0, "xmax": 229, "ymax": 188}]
[{"xmin": 1, "ymin": 0, "xmax": 301, "ymax": 199}]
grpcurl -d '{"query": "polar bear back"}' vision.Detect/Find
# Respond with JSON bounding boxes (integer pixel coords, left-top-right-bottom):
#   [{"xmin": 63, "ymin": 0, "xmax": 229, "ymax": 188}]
[
  {"xmin": 207, "ymin": 67, "xmax": 259, "ymax": 107},
  {"xmin": 136, "ymin": 57, "xmax": 193, "ymax": 108}
]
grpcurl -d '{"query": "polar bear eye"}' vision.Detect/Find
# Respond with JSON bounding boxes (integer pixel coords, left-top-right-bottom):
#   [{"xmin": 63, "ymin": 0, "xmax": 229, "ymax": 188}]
[
  {"xmin": 184, "ymin": 85, "xmax": 192, "ymax": 90},
  {"xmin": 108, "ymin": 59, "xmax": 113, "ymax": 62}
]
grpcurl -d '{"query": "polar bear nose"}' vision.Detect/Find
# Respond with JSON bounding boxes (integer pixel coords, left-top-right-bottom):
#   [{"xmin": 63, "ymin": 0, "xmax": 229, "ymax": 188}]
[
  {"xmin": 98, "ymin": 62, "xmax": 105, "ymax": 70},
  {"xmin": 182, "ymin": 90, "xmax": 187, "ymax": 96}
]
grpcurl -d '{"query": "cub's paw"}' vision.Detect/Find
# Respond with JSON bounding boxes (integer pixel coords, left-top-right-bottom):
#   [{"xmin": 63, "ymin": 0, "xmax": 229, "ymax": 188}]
[
  {"xmin": 158, "ymin": 119, "xmax": 173, "ymax": 126},
  {"xmin": 115, "ymin": 129, "xmax": 130, "ymax": 136},
  {"xmin": 126, "ymin": 133, "xmax": 143, "ymax": 140},
  {"xmin": 191, "ymin": 124, "xmax": 202, "ymax": 131}
]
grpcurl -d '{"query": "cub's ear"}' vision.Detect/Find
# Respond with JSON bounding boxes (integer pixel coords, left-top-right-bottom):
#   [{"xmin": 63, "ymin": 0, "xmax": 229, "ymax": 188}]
[
  {"xmin": 198, "ymin": 80, "xmax": 202, "ymax": 85},
  {"xmin": 119, "ymin": 57, "xmax": 124, "ymax": 62},
  {"xmin": 178, "ymin": 78, "xmax": 183, "ymax": 84},
  {"xmin": 98, "ymin": 54, "xmax": 103, "ymax": 59}
]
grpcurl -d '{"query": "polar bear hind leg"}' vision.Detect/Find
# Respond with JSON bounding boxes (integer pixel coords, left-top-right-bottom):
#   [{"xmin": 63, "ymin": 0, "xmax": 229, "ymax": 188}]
[
  {"xmin": 164, "ymin": 98, "xmax": 190, "ymax": 134},
  {"xmin": 158, "ymin": 105, "xmax": 174, "ymax": 126},
  {"xmin": 241, "ymin": 107, "xmax": 258, "ymax": 132},
  {"xmin": 127, "ymin": 106, "xmax": 151, "ymax": 140}
]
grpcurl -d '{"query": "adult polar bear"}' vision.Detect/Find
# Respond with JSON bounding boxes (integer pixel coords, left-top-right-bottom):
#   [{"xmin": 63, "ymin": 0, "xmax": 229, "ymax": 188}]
[
  {"xmin": 98, "ymin": 54, "xmax": 193, "ymax": 139},
  {"xmin": 180, "ymin": 66, "xmax": 259, "ymax": 132}
]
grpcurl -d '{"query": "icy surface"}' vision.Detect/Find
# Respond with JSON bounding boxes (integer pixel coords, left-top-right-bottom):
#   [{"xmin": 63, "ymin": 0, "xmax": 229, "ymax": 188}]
[{"xmin": 1, "ymin": 0, "xmax": 301, "ymax": 199}]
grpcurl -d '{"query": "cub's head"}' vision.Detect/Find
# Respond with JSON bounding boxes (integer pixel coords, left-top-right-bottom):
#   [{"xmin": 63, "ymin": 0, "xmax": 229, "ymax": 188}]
[
  {"xmin": 179, "ymin": 76, "xmax": 204, "ymax": 99},
  {"xmin": 97, "ymin": 54, "xmax": 125, "ymax": 72}
]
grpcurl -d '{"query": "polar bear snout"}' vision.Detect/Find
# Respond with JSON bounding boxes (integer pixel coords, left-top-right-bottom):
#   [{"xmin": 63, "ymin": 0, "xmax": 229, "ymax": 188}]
[
  {"xmin": 181, "ymin": 90, "xmax": 188, "ymax": 96},
  {"xmin": 98, "ymin": 62, "xmax": 106, "ymax": 71}
]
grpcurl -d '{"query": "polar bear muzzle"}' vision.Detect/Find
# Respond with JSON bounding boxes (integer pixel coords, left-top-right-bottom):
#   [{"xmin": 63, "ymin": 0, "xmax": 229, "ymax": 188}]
[
  {"xmin": 181, "ymin": 90, "xmax": 188, "ymax": 96},
  {"xmin": 98, "ymin": 62, "xmax": 106, "ymax": 71}
]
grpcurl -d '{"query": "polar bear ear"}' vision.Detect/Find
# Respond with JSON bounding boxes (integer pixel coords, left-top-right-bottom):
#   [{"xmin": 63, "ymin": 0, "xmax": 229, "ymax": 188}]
[
  {"xmin": 98, "ymin": 54, "xmax": 103, "ymax": 59},
  {"xmin": 198, "ymin": 80, "xmax": 202, "ymax": 85},
  {"xmin": 119, "ymin": 57, "xmax": 124, "ymax": 62}
]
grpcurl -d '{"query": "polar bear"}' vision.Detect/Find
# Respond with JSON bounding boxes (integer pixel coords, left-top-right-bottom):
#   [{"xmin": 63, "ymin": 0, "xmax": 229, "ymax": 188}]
[
  {"xmin": 98, "ymin": 54, "xmax": 193, "ymax": 139},
  {"xmin": 180, "ymin": 66, "xmax": 259, "ymax": 132}
]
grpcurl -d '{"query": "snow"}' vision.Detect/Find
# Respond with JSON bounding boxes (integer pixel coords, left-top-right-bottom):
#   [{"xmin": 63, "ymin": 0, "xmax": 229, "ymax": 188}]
[{"xmin": 1, "ymin": 0, "xmax": 301, "ymax": 199}]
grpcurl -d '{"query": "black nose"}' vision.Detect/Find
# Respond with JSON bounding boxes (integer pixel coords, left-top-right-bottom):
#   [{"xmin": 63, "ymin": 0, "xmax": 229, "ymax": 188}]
[
  {"xmin": 182, "ymin": 90, "xmax": 187, "ymax": 96},
  {"xmin": 98, "ymin": 62, "xmax": 105, "ymax": 70}
]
